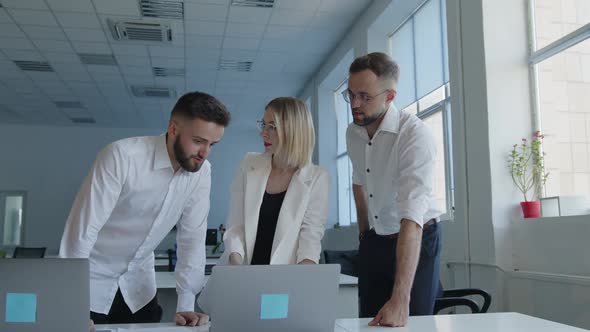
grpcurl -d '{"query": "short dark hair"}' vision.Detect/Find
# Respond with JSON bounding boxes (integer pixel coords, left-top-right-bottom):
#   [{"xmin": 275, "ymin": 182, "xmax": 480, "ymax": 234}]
[
  {"xmin": 171, "ymin": 91, "xmax": 230, "ymax": 127},
  {"xmin": 349, "ymin": 52, "xmax": 400, "ymax": 83}
]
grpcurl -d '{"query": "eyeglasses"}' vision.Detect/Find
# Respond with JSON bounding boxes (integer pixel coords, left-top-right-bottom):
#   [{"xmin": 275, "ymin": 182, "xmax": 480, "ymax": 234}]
[
  {"xmin": 341, "ymin": 89, "xmax": 390, "ymax": 105},
  {"xmin": 257, "ymin": 120, "xmax": 276, "ymax": 133}
]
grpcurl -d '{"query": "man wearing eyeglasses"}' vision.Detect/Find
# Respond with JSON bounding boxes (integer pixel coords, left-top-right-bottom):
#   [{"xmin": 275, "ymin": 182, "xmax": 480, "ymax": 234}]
[{"xmin": 344, "ymin": 52, "xmax": 442, "ymax": 327}]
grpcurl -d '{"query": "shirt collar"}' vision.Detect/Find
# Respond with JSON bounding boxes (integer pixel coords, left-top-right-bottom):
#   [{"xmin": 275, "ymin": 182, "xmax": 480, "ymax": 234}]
[
  {"xmin": 375, "ymin": 104, "xmax": 400, "ymax": 134},
  {"xmin": 154, "ymin": 134, "xmax": 173, "ymax": 170},
  {"xmin": 350, "ymin": 104, "xmax": 400, "ymax": 138}
]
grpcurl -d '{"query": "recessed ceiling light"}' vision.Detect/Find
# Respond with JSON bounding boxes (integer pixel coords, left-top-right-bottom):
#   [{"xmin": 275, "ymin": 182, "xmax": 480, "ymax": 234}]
[
  {"xmin": 140, "ymin": 0, "xmax": 184, "ymax": 20},
  {"xmin": 218, "ymin": 60, "xmax": 252, "ymax": 72},
  {"xmin": 54, "ymin": 101, "xmax": 85, "ymax": 109},
  {"xmin": 14, "ymin": 61, "xmax": 54, "ymax": 72},
  {"xmin": 153, "ymin": 67, "xmax": 185, "ymax": 77},
  {"xmin": 231, "ymin": 0, "xmax": 275, "ymax": 8},
  {"xmin": 78, "ymin": 53, "xmax": 118, "ymax": 66},
  {"xmin": 130, "ymin": 85, "xmax": 176, "ymax": 98}
]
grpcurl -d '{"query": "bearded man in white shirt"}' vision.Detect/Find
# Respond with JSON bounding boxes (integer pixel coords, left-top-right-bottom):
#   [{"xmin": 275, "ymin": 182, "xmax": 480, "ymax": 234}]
[
  {"xmin": 59, "ymin": 91, "xmax": 230, "ymax": 327},
  {"xmin": 344, "ymin": 52, "xmax": 442, "ymax": 327}
]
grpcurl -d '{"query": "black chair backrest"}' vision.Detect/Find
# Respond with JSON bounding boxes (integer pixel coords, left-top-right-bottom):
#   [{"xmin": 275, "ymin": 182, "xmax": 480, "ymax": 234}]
[
  {"xmin": 323, "ymin": 250, "xmax": 358, "ymax": 277},
  {"xmin": 13, "ymin": 246, "xmax": 46, "ymax": 258},
  {"xmin": 434, "ymin": 288, "xmax": 492, "ymax": 314},
  {"xmin": 167, "ymin": 248, "xmax": 176, "ymax": 272}
]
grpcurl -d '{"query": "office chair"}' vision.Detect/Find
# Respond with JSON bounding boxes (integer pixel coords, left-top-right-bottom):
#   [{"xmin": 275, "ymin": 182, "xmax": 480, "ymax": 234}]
[
  {"xmin": 322, "ymin": 250, "xmax": 492, "ymax": 314},
  {"xmin": 323, "ymin": 250, "xmax": 359, "ymax": 277},
  {"xmin": 12, "ymin": 246, "xmax": 46, "ymax": 258},
  {"xmin": 434, "ymin": 287, "xmax": 492, "ymax": 314}
]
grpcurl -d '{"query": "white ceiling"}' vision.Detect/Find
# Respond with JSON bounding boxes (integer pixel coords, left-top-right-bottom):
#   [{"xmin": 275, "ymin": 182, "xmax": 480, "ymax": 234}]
[{"xmin": 0, "ymin": 0, "xmax": 372, "ymax": 129}]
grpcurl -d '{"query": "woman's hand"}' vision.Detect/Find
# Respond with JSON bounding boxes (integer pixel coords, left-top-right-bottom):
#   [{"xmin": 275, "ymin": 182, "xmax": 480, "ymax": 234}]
[{"xmin": 229, "ymin": 252, "xmax": 243, "ymax": 265}]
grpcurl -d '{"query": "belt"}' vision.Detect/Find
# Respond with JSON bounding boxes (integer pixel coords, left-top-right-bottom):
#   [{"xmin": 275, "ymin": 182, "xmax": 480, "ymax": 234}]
[{"xmin": 362, "ymin": 219, "xmax": 437, "ymax": 241}]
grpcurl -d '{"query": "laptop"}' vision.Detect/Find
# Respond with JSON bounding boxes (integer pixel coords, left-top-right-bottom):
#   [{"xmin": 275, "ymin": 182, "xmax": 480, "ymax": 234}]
[
  {"xmin": 199, "ymin": 264, "xmax": 340, "ymax": 332},
  {"xmin": 0, "ymin": 258, "xmax": 89, "ymax": 332}
]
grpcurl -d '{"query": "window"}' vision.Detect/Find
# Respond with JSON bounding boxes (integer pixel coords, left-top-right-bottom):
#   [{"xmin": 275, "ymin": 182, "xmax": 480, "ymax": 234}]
[
  {"xmin": 335, "ymin": 81, "xmax": 357, "ymax": 226},
  {"xmin": 0, "ymin": 191, "xmax": 26, "ymax": 247},
  {"xmin": 530, "ymin": 0, "xmax": 590, "ymax": 205},
  {"xmin": 532, "ymin": 0, "xmax": 590, "ymax": 50},
  {"xmin": 389, "ymin": 0, "xmax": 454, "ymax": 218},
  {"xmin": 401, "ymin": 85, "xmax": 453, "ymax": 218}
]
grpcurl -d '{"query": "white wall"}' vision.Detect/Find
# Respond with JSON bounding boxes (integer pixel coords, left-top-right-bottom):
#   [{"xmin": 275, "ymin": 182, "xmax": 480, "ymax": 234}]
[
  {"xmin": 0, "ymin": 123, "xmax": 260, "ymax": 254},
  {"xmin": 445, "ymin": 0, "xmax": 590, "ymax": 328}
]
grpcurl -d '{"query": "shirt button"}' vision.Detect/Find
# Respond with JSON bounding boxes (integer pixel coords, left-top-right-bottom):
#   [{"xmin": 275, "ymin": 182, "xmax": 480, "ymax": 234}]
[
  {"xmin": 366, "ymin": 168, "xmax": 370, "ymax": 173},
  {"xmin": 374, "ymin": 215, "xmax": 378, "ymax": 219},
  {"xmin": 369, "ymin": 194, "xmax": 373, "ymax": 198},
  {"xmin": 368, "ymin": 142, "xmax": 372, "ymax": 146}
]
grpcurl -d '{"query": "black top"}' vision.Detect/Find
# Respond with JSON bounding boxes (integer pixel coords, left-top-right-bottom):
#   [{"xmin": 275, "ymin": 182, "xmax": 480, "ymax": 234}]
[{"xmin": 250, "ymin": 191, "xmax": 287, "ymax": 265}]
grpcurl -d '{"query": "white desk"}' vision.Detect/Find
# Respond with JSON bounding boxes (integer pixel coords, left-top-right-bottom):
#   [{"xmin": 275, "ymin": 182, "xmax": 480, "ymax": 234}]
[
  {"xmin": 155, "ymin": 272, "xmax": 358, "ymax": 321},
  {"xmin": 97, "ymin": 312, "xmax": 588, "ymax": 331}
]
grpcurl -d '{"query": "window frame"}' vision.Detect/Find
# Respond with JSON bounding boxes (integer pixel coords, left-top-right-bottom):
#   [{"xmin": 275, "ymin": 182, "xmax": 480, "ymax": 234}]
[
  {"xmin": 407, "ymin": 84, "xmax": 454, "ymax": 221},
  {"xmin": 527, "ymin": 0, "xmax": 590, "ymax": 199},
  {"xmin": 335, "ymin": 79, "xmax": 357, "ymax": 226}
]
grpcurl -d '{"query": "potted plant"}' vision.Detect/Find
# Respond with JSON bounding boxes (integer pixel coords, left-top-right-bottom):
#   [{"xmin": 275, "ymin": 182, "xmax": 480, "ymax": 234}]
[{"xmin": 508, "ymin": 131, "xmax": 549, "ymax": 218}]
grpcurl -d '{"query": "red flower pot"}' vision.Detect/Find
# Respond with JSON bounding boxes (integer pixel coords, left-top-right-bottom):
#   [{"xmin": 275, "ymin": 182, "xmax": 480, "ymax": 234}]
[{"xmin": 520, "ymin": 201, "xmax": 541, "ymax": 218}]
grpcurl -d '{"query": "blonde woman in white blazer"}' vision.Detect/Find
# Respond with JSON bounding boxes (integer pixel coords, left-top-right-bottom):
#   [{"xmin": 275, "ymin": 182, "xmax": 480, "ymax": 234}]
[{"xmin": 222, "ymin": 97, "xmax": 330, "ymax": 265}]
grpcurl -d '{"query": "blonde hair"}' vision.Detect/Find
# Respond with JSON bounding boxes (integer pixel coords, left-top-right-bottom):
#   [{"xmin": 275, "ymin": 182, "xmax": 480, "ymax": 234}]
[{"xmin": 266, "ymin": 97, "xmax": 315, "ymax": 169}]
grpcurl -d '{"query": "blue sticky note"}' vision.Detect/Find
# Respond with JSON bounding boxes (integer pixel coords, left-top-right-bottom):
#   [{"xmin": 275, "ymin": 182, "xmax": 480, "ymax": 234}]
[
  {"xmin": 260, "ymin": 294, "xmax": 289, "ymax": 320},
  {"xmin": 6, "ymin": 293, "xmax": 37, "ymax": 323}
]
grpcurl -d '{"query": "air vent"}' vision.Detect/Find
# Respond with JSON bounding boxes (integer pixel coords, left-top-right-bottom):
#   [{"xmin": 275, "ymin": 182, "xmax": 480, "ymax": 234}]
[
  {"xmin": 131, "ymin": 85, "xmax": 176, "ymax": 98},
  {"xmin": 140, "ymin": 0, "xmax": 184, "ymax": 19},
  {"xmin": 14, "ymin": 60, "xmax": 54, "ymax": 72},
  {"xmin": 153, "ymin": 67, "xmax": 184, "ymax": 77},
  {"xmin": 108, "ymin": 19, "xmax": 172, "ymax": 43},
  {"xmin": 54, "ymin": 101, "xmax": 85, "ymax": 109},
  {"xmin": 79, "ymin": 53, "xmax": 117, "ymax": 65},
  {"xmin": 70, "ymin": 117, "xmax": 96, "ymax": 124},
  {"xmin": 231, "ymin": 0, "xmax": 275, "ymax": 8},
  {"xmin": 218, "ymin": 60, "xmax": 252, "ymax": 72}
]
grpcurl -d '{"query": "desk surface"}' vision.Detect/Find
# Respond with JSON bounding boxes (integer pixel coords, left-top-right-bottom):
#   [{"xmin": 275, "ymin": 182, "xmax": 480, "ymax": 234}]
[
  {"xmin": 155, "ymin": 271, "xmax": 358, "ymax": 289},
  {"xmin": 96, "ymin": 313, "xmax": 587, "ymax": 332}
]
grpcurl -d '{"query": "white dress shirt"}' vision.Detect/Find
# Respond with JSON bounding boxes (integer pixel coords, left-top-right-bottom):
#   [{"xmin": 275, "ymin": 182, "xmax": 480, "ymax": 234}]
[
  {"xmin": 346, "ymin": 105, "xmax": 441, "ymax": 235},
  {"xmin": 59, "ymin": 135, "xmax": 208, "ymax": 314}
]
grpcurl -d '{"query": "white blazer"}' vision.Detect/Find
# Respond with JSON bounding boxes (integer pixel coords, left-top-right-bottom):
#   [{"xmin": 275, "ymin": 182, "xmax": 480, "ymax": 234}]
[{"xmin": 221, "ymin": 152, "xmax": 330, "ymax": 265}]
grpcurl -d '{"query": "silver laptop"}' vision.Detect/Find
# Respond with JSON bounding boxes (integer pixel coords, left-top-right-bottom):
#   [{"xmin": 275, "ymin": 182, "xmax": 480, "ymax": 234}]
[
  {"xmin": 0, "ymin": 258, "xmax": 89, "ymax": 332},
  {"xmin": 203, "ymin": 264, "xmax": 340, "ymax": 332}
]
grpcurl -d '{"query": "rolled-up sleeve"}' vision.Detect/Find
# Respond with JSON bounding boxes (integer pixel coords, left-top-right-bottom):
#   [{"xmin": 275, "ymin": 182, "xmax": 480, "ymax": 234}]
[
  {"xmin": 175, "ymin": 166, "xmax": 210, "ymax": 313},
  {"xmin": 296, "ymin": 169, "xmax": 330, "ymax": 263},
  {"xmin": 59, "ymin": 143, "xmax": 127, "ymax": 258},
  {"xmin": 396, "ymin": 124, "xmax": 437, "ymax": 227}
]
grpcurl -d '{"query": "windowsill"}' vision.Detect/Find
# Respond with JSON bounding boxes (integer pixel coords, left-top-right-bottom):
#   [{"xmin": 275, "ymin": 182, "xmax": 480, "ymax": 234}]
[{"xmin": 513, "ymin": 214, "xmax": 590, "ymax": 223}]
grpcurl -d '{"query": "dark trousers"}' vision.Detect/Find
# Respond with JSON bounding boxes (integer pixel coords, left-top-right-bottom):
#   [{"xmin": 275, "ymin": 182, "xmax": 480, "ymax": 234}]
[
  {"xmin": 358, "ymin": 222, "xmax": 442, "ymax": 318},
  {"xmin": 90, "ymin": 289, "xmax": 163, "ymax": 324}
]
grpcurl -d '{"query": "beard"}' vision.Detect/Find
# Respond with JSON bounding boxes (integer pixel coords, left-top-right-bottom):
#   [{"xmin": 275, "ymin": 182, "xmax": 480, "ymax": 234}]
[
  {"xmin": 174, "ymin": 137, "xmax": 202, "ymax": 173},
  {"xmin": 352, "ymin": 106, "xmax": 387, "ymax": 127}
]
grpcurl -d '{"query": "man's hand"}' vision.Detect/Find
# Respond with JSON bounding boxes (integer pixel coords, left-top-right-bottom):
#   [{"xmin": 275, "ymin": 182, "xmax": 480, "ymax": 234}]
[
  {"xmin": 175, "ymin": 312, "xmax": 209, "ymax": 326},
  {"xmin": 298, "ymin": 259, "xmax": 315, "ymax": 264},
  {"xmin": 368, "ymin": 296, "xmax": 409, "ymax": 327},
  {"xmin": 89, "ymin": 319, "xmax": 95, "ymax": 332},
  {"xmin": 229, "ymin": 252, "xmax": 243, "ymax": 265}
]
